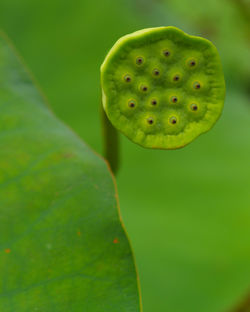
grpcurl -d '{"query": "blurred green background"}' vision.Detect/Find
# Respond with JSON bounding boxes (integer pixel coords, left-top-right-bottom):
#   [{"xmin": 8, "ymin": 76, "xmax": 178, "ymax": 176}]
[{"xmin": 0, "ymin": 0, "xmax": 250, "ymax": 311}]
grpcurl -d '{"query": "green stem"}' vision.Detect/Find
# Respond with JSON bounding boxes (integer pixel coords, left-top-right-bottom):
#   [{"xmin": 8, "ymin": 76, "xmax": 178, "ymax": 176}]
[{"xmin": 101, "ymin": 105, "xmax": 120, "ymax": 175}]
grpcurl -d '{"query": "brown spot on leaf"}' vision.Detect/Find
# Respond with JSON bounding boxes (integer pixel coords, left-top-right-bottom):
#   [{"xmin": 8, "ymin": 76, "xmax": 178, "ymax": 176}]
[{"xmin": 63, "ymin": 153, "xmax": 74, "ymax": 159}]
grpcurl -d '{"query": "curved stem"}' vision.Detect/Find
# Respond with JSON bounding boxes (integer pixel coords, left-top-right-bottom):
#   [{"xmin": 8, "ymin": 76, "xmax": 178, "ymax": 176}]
[{"xmin": 101, "ymin": 105, "xmax": 120, "ymax": 175}]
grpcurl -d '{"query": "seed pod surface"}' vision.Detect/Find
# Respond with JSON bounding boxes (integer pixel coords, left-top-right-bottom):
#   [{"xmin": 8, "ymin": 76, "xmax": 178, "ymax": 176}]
[{"xmin": 101, "ymin": 27, "xmax": 225, "ymax": 149}]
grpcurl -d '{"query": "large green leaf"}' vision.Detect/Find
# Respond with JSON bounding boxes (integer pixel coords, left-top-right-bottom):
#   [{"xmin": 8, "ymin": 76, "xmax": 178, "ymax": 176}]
[{"xmin": 0, "ymin": 32, "xmax": 141, "ymax": 311}]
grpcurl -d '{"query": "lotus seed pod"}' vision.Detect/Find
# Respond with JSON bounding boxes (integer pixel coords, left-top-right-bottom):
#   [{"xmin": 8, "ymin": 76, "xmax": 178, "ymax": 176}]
[{"xmin": 101, "ymin": 27, "xmax": 225, "ymax": 149}]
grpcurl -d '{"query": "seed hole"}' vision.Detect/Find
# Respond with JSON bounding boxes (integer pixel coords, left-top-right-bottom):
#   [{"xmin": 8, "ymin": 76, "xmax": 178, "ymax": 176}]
[
  {"xmin": 128, "ymin": 100, "xmax": 136, "ymax": 108},
  {"xmin": 136, "ymin": 57, "xmax": 144, "ymax": 65},
  {"xmin": 147, "ymin": 117, "xmax": 154, "ymax": 125},
  {"xmin": 124, "ymin": 75, "xmax": 131, "ymax": 82},
  {"xmin": 173, "ymin": 75, "xmax": 180, "ymax": 82},
  {"xmin": 191, "ymin": 103, "xmax": 198, "ymax": 111},
  {"xmin": 141, "ymin": 85, "xmax": 148, "ymax": 92},
  {"xmin": 171, "ymin": 96, "xmax": 178, "ymax": 103},
  {"xmin": 163, "ymin": 50, "xmax": 170, "ymax": 57},
  {"xmin": 153, "ymin": 69, "xmax": 160, "ymax": 76},
  {"xmin": 169, "ymin": 116, "xmax": 177, "ymax": 125},
  {"xmin": 190, "ymin": 60, "xmax": 196, "ymax": 67},
  {"xmin": 193, "ymin": 81, "xmax": 201, "ymax": 89}
]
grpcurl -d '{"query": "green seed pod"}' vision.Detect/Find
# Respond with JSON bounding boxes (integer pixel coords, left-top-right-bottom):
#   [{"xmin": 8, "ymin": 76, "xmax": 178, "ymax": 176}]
[{"xmin": 101, "ymin": 26, "xmax": 225, "ymax": 149}]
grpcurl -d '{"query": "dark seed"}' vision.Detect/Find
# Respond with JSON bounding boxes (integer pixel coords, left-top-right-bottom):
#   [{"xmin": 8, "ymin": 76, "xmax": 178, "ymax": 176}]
[
  {"xmin": 153, "ymin": 69, "xmax": 160, "ymax": 76},
  {"xmin": 163, "ymin": 50, "xmax": 170, "ymax": 57},
  {"xmin": 151, "ymin": 100, "xmax": 157, "ymax": 105},
  {"xmin": 191, "ymin": 104, "xmax": 198, "ymax": 111},
  {"xmin": 124, "ymin": 75, "xmax": 131, "ymax": 82},
  {"xmin": 194, "ymin": 82, "xmax": 201, "ymax": 89},
  {"xmin": 136, "ymin": 57, "xmax": 144, "ymax": 65},
  {"xmin": 147, "ymin": 118, "xmax": 154, "ymax": 124},
  {"xmin": 173, "ymin": 75, "xmax": 180, "ymax": 81},
  {"xmin": 129, "ymin": 101, "xmax": 135, "ymax": 108},
  {"xmin": 190, "ymin": 60, "xmax": 196, "ymax": 66},
  {"xmin": 141, "ymin": 85, "xmax": 148, "ymax": 92},
  {"xmin": 171, "ymin": 96, "xmax": 178, "ymax": 103},
  {"xmin": 169, "ymin": 116, "xmax": 177, "ymax": 124}
]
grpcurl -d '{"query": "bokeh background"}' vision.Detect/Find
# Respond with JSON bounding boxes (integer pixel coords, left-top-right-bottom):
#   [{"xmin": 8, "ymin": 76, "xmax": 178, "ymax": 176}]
[{"xmin": 0, "ymin": 0, "xmax": 250, "ymax": 311}]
